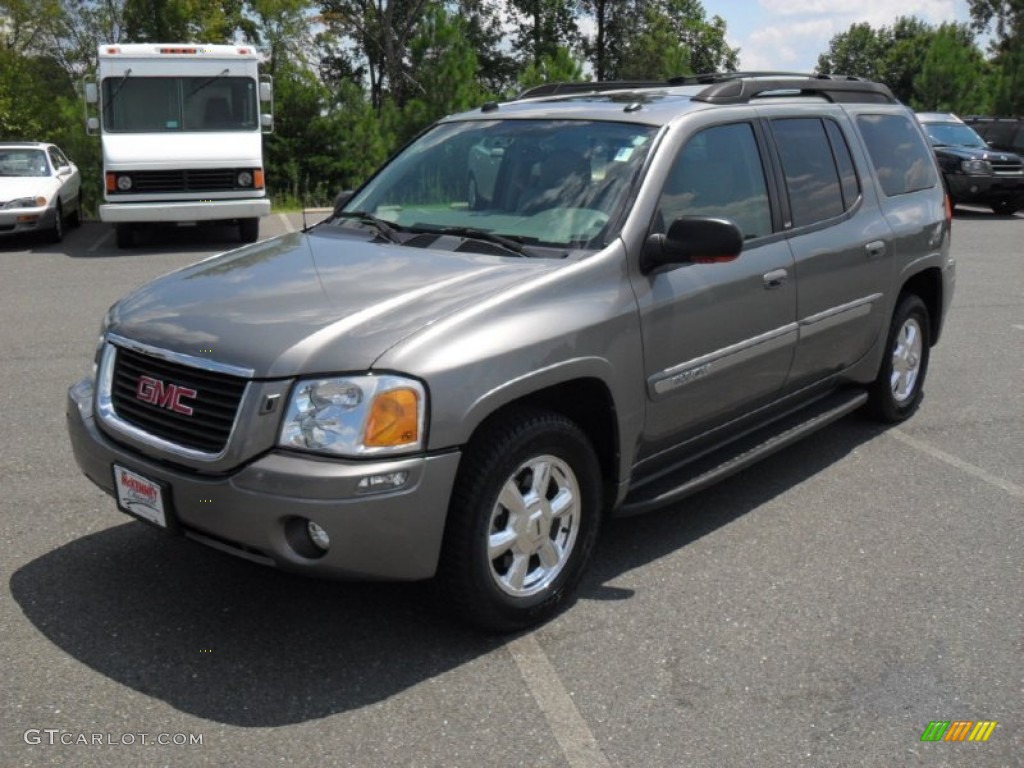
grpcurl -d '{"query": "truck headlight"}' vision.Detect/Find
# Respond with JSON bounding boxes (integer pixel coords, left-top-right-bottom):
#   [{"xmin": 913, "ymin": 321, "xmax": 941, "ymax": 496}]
[
  {"xmin": 960, "ymin": 159, "xmax": 992, "ymax": 175},
  {"xmin": 279, "ymin": 375, "xmax": 426, "ymax": 456}
]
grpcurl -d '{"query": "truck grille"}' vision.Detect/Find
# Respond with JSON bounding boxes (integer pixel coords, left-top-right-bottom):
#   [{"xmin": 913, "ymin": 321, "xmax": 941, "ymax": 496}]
[
  {"xmin": 128, "ymin": 168, "xmax": 241, "ymax": 193},
  {"xmin": 990, "ymin": 156, "xmax": 1023, "ymax": 176},
  {"xmin": 110, "ymin": 346, "xmax": 247, "ymax": 454}
]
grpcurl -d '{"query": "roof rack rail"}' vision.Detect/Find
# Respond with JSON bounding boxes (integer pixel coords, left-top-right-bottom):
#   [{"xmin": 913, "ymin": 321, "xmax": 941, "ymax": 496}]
[
  {"xmin": 517, "ymin": 80, "xmax": 667, "ymax": 99},
  {"xmin": 668, "ymin": 71, "xmax": 814, "ymax": 85},
  {"xmin": 692, "ymin": 75, "xmax": 896, "ymax": 105}
]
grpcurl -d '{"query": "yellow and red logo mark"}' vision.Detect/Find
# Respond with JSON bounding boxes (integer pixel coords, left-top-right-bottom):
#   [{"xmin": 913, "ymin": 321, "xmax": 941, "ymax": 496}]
[{"xmin": 920, "ymin": 720, "xmax": 997, "ymax": 742}]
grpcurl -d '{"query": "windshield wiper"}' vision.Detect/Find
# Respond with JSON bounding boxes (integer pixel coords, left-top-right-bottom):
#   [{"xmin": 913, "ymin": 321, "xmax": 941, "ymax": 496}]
[
  {"xmin": 411, "ymin": 225, "xmax": 529, "ymax": 256},
  {"xmin": 330, "ymin": 211, "xmax": 400, "ymax": 243},
  {"xmin": 104, "ymin": 68, "xmax": 132, "ymax": 118},
  {"xmin": 188, "ymin": 69, "xmax": 230, "ymax": 97}
]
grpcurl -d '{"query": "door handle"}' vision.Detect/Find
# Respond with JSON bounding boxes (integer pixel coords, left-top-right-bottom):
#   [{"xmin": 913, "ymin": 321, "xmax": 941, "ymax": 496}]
[
  {"xmin": 763, "ymin": 268, "xmax": 788, "ymax": 289},
  {"xmin": 865, "ymin": 240, "xmax": 886, "ymax": 258}
]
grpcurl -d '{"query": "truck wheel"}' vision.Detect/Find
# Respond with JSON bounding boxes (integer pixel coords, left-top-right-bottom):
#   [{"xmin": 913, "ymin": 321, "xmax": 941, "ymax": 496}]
[
  {"xmin": 866, "ymin": 294, "xmax": 931, "ymax": 423},
  {"xmin": 46, "ymin": 202, "xmax": 64, "ymax": 243},
  {"xmin": 438, "ymin": 409, "xmax": 602, "ymax": 632},
  {"xmin": 239, "ymin": 218, "xmax": 260, "ymax": 243},
  {"xmin": 115, "ymin": 224, "xmax": 134, "ymax": 249},
  {"xmin": 991, "ymin": 200, "xmax": 1019, "ymax": 215}
]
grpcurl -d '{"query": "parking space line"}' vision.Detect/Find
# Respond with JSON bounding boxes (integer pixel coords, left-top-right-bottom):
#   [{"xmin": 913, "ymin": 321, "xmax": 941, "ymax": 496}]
[
  {"xmin": 87, "ymin": 227, "xmax": 113, "ymax": 252},
  {"xmin": 1013, "ymin": 325, "xmax": 1024, "ymax": 331},
  {"xmin": 508, "ymin": 634, "xmax": 612, "ymax": 768},
  {"xmin": 890, "ymin": 429, "xmax": 1024, "ymax": 500},
  {"xmin": 276, "ymin": 212, "xmax": 295, "ymax": 234}
]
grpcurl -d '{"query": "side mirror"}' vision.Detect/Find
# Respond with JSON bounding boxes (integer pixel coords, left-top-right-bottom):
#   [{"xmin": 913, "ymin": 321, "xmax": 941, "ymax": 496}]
[
  {"xmin": 84, "ymin": 82, "xmax": 98, "ymax": 104},
  {"xmin": 86, "ymin": 116, "xmax": 99, "ymax": 135},
  {"xmin": 641, "ymin": 217, "xmax": 743, "ymax": 273},
  {"xmin": 259, "ymin": 80, "xmax": 273, "ymax": 102},
  {"xmin": 333, "ymin": 190, "xmax": 354, "ymax": 214},
  {"xmin": 260, "ymin": 113, "xmax": 274, "ymax": 133}
]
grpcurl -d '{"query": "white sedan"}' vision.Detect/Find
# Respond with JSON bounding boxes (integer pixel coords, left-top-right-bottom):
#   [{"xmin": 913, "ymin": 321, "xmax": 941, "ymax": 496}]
[{"xmin": 0, "ymin": 142, "xmax": 82, "ymax": 242}]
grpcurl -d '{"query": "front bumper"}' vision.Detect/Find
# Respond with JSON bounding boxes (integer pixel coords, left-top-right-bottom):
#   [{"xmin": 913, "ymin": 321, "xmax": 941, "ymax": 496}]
[
  {"xmin": 67, "ymin": 377, "xmax": 460, "ymax": 581},
  {"xmin": 99, "ymin": 198, "xmax": 271, "ymax": 224},
  {"xmin": 944, "ymin": 173, "xmax": 1024, "ymax": 206},
  {"xmin": 0, "ymin": 204, "xmax": 56, "ymax": 236}
]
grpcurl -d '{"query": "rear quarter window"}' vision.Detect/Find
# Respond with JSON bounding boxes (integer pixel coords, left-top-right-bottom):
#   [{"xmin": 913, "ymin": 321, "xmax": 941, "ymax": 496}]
[{"xmin": 856, "ymin": 114, "xmax": 938, "ymax": 197}]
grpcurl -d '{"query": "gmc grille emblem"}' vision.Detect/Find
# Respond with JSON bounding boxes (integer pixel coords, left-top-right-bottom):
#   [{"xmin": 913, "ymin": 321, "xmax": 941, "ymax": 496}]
[{"xmin": 135, "ymin": 375, "xmax": 197, "ymax": 416}]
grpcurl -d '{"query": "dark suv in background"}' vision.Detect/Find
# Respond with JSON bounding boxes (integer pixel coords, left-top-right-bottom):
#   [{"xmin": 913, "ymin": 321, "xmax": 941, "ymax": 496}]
[
  {"xmin": 963, "ymin": 116, "xmax": 1024, "ymax": 154},
  {"xmin": 916, "ymin": 111, "xmax": 1024, "ymax": 214}
]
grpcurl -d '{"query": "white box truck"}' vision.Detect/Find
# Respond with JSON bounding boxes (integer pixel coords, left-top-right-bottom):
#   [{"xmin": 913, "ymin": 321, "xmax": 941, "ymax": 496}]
[{"xmin": 85, "ymin": 44, "xmax": 273, "ymax": 248}]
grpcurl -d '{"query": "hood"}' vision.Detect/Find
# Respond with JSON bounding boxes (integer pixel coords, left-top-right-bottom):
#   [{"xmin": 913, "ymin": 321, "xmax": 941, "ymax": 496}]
[
  {"xmin": 102, "ymin": 132, "xmax": 263, "ymax": 169},
  {"xmin": 930, "ymin": 143, "xmax": 1021, "ymax": 163},
  {"xmin": 0, "ymin": 176, "xmax": 60, "ymax": 203},
  {"xmin": 107, "ymin": 227, "xmax": 565, "ymax": 378}
]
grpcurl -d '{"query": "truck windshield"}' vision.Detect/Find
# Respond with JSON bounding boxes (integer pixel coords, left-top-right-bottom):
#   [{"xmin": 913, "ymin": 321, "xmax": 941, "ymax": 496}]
[
  {"xmin": 344, "ymin": 119, "xmax": 657, "ymax": 249},
  {"xmin": 101, "ymin": 76, "xmax": 258, "ymax": 132}
]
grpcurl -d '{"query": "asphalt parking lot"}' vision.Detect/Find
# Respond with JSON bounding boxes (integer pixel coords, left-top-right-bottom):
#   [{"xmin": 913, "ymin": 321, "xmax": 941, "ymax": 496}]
[{"xmin": 1, "ymin": 209, "xmax": 1021, "ymax": 767}]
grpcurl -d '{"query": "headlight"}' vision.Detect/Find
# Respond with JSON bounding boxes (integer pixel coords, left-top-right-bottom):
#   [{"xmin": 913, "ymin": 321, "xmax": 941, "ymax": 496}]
[
  {"xmin": 961, "ymin": 159, "xmax": 992, "ymax": 175},
  {"xmin": 3, "ymin": 196, "xmax": 47, "ymax": 209},
  {"xmin": 279, "ymin": 375, "xmax": 426, "ymax": 456},
  {"xmin": 116, "ymin": 175, "xmax": 133, "ymax": 191},
  {"xmin": 237, "ymin": 170, "xmax": 253, "ymax": 187}
]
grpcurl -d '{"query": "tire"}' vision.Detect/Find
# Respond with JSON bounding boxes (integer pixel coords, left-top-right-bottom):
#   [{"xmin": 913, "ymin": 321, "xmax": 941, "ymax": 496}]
[
  {"xmin": 866, "ymin": 294, "xmax": 931, "ymax": 423},
  {"xmin": 991, "ymin": 200, "xmax": 1019, "ymax": 215},
  {"xmin": 69, "ymin": 194, "xmax": 82, "ymax": 228},
  {"xmin": 239, "ymin": 217, "xmax": 260, "ymax": 243},
  {"xmin": 46, "ymin": 202, "xmax": 64, "ymax": 243},
  {"xmin": 115, "ymin": 224, "xmax": 134, "ymax": 249},
  {"xmin": 437, "ymin": 409, "xmax": 602, "ymax": 632}
]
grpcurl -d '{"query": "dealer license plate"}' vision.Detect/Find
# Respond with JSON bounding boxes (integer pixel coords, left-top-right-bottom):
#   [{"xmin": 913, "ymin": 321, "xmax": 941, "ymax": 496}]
[{"xmin": 113, "ymin": 465, "xmax": 169, "ymax": 528}]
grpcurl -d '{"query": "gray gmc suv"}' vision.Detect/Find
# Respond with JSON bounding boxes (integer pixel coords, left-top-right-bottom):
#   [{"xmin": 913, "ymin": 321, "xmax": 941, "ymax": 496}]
[{"xmin": 67, "ymin": 74, "xmax": 955, "ymax": 631}]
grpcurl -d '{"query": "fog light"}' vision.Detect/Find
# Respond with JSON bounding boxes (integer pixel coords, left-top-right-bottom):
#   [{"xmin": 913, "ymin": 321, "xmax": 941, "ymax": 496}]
[
  {"xmin": 307, "ymin": 520, "xmax": 330, "ymax": 551},
  {"xmin": 356, "ymin": 471, "xmax": 409, "ymax": 494}
]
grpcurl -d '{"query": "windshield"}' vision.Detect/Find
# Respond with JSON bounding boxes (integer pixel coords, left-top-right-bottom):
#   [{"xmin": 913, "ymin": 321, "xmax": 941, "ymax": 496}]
[
  {"xmin": 0, "ymin": 149, "xmax": 49, "ymax": 177},
  {"xmin": 344, "ymin": 119, "xmax": 657, "ymax": 249},
  {"xmin": 923, "ymin": 122, "xmax": 987, "ymax": 149},
  {"xmin": 101, "ymin": 76, "xmax": 258, "ymax": 132}
]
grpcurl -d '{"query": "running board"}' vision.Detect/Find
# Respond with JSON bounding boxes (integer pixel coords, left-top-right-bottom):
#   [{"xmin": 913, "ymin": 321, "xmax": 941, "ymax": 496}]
[{"xmin": 618, "ymin": 389, "xmax": 868, "ymax": 516}]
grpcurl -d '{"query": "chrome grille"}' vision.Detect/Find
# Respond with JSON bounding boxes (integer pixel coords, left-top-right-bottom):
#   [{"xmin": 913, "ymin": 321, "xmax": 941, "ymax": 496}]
[{"xmin": 110, "ymin": 345, "xmax": 247, "ymax": 453}]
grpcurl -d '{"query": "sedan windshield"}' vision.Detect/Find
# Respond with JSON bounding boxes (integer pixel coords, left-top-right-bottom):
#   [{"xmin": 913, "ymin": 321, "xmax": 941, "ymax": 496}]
[
  {"xmin": 923, "ymin": 123, "xmax": 987, "ymax": 149},
  {"xmin": 344, "ymin": 119, "xmax": 657, "ymax": 250},
  {"xmin": 0, "ymin": 149, "xmax": 50, "ymax": 177}
]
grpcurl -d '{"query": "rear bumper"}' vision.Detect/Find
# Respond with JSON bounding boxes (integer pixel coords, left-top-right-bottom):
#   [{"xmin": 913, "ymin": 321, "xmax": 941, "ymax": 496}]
[
  {"xmin": 67, "ymin": 376, "xmax": 460, "ymax": 581},
  {"xmin": 100, "ymin": 198, "xmax": 270, "ymax": 223}
]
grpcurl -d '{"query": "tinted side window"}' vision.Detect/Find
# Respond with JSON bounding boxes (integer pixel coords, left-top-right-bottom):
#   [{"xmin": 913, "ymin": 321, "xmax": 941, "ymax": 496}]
[
  {"xmin": 824, "ymin": 121, "xmax": 860, "ymax": 209},
  {"xmin": 656, "ymin": 122, "xmax": 772, "ymax": 240},
  {"xmin": 856, "ymin": 113, "xmax": 938, "ymax": 196},
  {"xmin": 771, "ymin": 118, "xmax": 845, "ymax": 228}
]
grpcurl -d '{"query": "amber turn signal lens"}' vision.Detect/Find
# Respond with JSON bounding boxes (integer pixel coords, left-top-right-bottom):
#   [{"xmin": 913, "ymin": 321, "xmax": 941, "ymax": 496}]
[{"xmin": 364, "ymin": 388, "xmax": 419, "ymax": 447}]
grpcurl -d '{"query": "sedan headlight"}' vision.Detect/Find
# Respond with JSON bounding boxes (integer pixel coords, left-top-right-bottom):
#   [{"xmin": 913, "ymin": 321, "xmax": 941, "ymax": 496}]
[
  {"xmin": 961, "ymin": 159, "xmax": 993, "ymax": 175},
  {"xmin": 279, "ymin": 375, "xmax": 426, "ymax": 457},
  {"xmin": 3, "ymin": 196, "xmax": 47, "ymax": 209}
]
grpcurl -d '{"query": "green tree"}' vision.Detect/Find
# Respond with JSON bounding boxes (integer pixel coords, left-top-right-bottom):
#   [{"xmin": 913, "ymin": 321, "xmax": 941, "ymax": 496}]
[
  {"xmin": 510, "ymin": 0, "xmax": 582, "ymax": 67},
  {"xmin": 400, "ymin": 6, "xmax": 485, "ymax": 139},
  {"xmin": 816, "ymin": 22, "xmax": 888, "ymax": 80},
  {"xmin": 517, "ymin": 45, "xmax": 588, "ymax": 90},
  {"xmin": 968, "ymin": 0, "xmax": 1024, "ymax": 112},
  {"xmin": 913, "ymin": 23, "xmax": 989, "ymax": 113}
]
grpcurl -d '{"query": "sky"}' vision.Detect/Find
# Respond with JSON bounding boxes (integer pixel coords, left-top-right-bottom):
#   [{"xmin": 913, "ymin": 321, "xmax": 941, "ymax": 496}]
[{"xmin": 708, "ymin": 0, "xmax": 978, "ymax": 72}]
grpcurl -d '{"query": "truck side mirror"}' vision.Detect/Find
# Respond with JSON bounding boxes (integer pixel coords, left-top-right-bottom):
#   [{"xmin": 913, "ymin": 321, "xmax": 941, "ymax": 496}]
[
  {"xmin": 86, "ymin": 116, "xmax": 99, "ymax": 135},
  {"xmin": 84, "ymin": 82, "xmax": 98, "ymax": 104},
  {"xmin": 260, "ymin": 113, "xmax": 274, "ymax": 133},
  {"xmin": 259, "ymin": 81, "xmax": 273, "ymax": 102}
]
